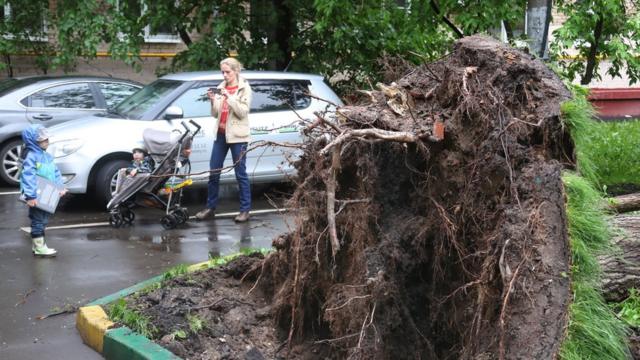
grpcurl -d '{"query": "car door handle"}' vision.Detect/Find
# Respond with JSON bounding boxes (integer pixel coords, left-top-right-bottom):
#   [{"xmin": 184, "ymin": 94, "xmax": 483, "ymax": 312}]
[{"xmin": 33, "ymin": 114, "xmax": 53, "ymax": 121}]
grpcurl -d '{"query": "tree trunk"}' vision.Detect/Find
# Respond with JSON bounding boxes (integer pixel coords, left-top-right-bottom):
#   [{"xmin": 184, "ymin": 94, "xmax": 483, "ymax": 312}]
[
  {"xmin": 581, "ymin": 15, "xmax": 604, "ymax": 85},
  {"xmin": 609, "ymin": 193, "xmax": 640, "ymax": 213},
  {"xmin": 273, "ymin": 0, "xmax": 293, "ymax": 71},
  {"xmin": 526, "ymin": 0, "xmax": 550, "ymax": 58},
  {"xmin": 600, "ymin": 215, "xmax": 640, "ymax": 302}
]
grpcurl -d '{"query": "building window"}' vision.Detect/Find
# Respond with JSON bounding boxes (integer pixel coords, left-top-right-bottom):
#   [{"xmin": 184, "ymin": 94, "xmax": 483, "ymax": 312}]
[
  {"xmin": 0, "ymin": 2, "xmax": 48, "ymax": 42},
  {"xmin": 119, "ymin": 0, "xmax": 180, "ymax": 43},
  {"xmin": 394, "ymin": 0, "xmax": 411, "ymax": 11}
]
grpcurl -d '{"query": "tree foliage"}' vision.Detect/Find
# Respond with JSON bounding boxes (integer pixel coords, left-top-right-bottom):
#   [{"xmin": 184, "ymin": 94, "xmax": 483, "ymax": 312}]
[
  {"xmin": 0, "ymin": 0, "xmax": 52, "ymax": 75},
  {"xmin": 551, "ymin": 0, "xmax": 640, "ymax": 85},
  {"xmin": 0, "ymin": 0, "xmax": 637, "ymax": 91}
]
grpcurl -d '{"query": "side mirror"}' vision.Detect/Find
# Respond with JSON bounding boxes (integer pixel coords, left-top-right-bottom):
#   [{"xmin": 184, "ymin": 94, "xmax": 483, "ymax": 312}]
[{"xmin": 164, "ymin": 106, "xmax": 184, "ymax": 120}]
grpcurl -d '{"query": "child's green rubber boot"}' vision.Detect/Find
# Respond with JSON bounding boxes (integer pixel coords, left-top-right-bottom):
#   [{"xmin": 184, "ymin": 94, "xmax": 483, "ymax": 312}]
[{"xmin": 32, "ymin": 237, "xmax": 57, "ymax": 257}]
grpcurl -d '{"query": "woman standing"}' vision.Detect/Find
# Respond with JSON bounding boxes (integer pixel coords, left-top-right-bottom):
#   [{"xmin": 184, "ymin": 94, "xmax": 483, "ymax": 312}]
[{"xmin": 196, "ymin": 58, "xmax": 252, "ymax": 222}]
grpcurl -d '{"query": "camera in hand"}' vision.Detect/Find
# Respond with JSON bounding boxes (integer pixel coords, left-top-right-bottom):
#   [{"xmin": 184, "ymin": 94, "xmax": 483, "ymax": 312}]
[{"xmin": 208, "ymin": 88, "xmax": 221, "ymax": 94}]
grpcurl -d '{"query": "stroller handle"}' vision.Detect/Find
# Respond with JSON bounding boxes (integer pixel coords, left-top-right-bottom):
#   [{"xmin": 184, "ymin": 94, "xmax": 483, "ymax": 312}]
[{"xmin": 184, "ymin": 119, "xmax": 202, "ymax": 137}]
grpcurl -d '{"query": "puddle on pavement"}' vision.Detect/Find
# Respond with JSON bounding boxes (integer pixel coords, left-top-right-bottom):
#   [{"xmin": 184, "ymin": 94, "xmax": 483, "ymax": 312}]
[{"xmin": 81, "ymin": 219, "xmax": 275, "ymax": 256}]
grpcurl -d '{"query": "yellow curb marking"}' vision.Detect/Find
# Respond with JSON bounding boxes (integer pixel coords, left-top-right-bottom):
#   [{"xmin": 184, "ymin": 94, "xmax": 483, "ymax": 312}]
[
  {"xmin": 187, "ymin": 260, "xmax": 211, "ymax": 273},
  {"xmin": 76, "ymin": 305, "xmax": 115, "ymax": 353}
]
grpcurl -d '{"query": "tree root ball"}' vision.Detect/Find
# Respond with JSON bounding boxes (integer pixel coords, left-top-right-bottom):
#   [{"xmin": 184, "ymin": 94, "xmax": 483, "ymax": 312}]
[{"xmin": 260, "ymin": 35, "xmax": 574, "ymax": 359}]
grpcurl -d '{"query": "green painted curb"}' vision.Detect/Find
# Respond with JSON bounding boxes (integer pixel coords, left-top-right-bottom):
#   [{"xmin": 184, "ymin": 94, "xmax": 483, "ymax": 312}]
[
  {"xmin": 103, "ymin": 327, "xmax": 181, "ymax": 360},
  {"xmin": 88, "ymin": 275, "xmax": 164, "ymax": 306}
]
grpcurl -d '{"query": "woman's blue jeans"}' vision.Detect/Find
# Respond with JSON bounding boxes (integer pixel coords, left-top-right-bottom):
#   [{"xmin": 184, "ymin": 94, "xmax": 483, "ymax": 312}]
[
  {"xmin": 207, "ymin": 133, "xmax": 251, "ymax": 212},
  {"xmin": 29, "ymin": 207, "xmax": 50, "ymax": 238}
]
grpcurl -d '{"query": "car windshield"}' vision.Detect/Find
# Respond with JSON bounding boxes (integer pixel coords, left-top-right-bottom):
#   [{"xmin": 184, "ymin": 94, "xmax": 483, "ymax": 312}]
[{"xmin": 113, "ymin": 79, "xmax": 183, "ymax": 119}]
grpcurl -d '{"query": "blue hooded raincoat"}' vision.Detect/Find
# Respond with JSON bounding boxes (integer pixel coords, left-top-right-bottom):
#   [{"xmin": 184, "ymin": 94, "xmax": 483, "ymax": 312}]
[{"xmin": 20, "ymin": 125, "xmax": 63, "ymax": 200}]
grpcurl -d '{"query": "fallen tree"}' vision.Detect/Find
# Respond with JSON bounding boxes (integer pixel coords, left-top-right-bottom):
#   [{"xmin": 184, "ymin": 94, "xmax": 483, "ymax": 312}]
[
  {"xmin": 600, "ymin": 215, "xmax": 640, "ymax": 302},
  {"xmin": 256, "ymin": 35, "xmax": 575, "ymax": 358},
  {"xmin": 609, "ymin": 193, "xmax": 640, "ymax": 213}
]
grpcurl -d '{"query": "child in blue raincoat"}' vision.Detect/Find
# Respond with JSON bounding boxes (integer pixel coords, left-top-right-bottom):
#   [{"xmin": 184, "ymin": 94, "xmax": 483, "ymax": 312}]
[{"xmin": 20, "ymin": 125, "xmax": 67, "ymax": 257}]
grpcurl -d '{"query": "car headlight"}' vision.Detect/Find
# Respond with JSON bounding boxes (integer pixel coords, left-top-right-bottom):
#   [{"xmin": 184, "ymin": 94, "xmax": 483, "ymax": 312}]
[{"xmin": 51, "ymin": 138, "xmax": 84, "ymax": 158}]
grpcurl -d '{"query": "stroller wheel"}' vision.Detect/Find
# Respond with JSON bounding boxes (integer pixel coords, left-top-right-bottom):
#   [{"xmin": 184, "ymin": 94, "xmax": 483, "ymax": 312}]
[
  {"xmin": 173, "ymin": 208, "xmax": 189, "ymax": 224},
  {"xmin": 109, "ymin": 213, "xmax": 124, "ymax": 228},
  {"xmin": 123, "ymin": 210, "xmax": 135, "ymax": 224},
  {"xmin": 161, "ymin": 214, "xmax": 178, "ymax": 230}
]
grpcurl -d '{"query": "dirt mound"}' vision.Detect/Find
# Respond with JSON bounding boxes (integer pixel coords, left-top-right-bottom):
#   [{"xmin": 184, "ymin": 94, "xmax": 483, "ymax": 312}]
[{"xmin": 258, "ymin": 35, "xmax": 574, "ymax": 359}]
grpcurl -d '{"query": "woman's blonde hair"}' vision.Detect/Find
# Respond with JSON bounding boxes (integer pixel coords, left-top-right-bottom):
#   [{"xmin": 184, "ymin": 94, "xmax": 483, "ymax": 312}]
[{"xmin": 220, "ymin": 57, "xmax": 242, "ymax": 73}]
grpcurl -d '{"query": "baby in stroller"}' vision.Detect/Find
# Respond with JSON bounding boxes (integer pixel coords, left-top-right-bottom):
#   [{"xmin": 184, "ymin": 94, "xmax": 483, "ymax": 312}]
[
  {"xmin": 107, "ymin": 120, "xmax": 201, "ymax": 229},
  {"xmin": 127, "ymin": 146, "xmax": 153, "ymax": 177}
]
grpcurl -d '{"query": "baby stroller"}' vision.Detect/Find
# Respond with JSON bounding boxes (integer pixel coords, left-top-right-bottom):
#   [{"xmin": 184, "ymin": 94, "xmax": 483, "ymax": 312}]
[{"xmin": 107, "ymin": 120, "xmax": 201, "ymax": 229}]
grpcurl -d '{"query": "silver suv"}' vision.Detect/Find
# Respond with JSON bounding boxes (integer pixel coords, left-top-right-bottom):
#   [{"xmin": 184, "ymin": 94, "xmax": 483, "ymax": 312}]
[{"xmin": 46, "ymin": 71, "xmax": 342, "ymax": 204}]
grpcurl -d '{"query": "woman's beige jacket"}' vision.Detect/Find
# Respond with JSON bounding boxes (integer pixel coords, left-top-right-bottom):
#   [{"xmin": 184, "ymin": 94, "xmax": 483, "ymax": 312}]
[{"xmin": 211, "ymin": 76, "xmax": 252, "ymax": 143}]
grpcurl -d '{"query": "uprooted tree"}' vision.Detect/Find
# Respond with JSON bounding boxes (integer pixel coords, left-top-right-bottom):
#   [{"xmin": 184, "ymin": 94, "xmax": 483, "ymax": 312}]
[{"xmin": 250, "ymin": 35, "xmax": 577, "ymax": 358}]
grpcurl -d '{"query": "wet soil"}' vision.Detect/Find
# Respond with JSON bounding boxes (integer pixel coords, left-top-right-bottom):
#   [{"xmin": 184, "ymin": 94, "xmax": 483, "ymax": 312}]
[
  {"xmin": 128, "ymin": 35, "xmax": 575, "ymax": 359},
  {"xmin": 128, "ymin": 254, "xmax": 284, "ymax": 359}
]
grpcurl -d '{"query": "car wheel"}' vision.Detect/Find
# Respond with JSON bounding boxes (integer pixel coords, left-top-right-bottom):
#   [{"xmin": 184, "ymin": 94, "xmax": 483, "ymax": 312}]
[
  {"xmin": 95, "ymin": 159, "xmax": 129, "ymax": 206},
  {"xmin": 0, "ymin": 139, "xmax": 23, "ymax": 186}
]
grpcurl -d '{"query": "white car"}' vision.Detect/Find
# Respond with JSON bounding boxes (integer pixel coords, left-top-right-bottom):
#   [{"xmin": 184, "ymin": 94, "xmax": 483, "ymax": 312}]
[{"xmin": 47, "ymin": 71, "xmax": 342, "ymax": 205}]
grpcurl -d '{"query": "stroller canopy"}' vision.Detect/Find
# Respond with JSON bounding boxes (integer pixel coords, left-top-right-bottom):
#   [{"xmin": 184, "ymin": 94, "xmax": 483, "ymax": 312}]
[{"xmin": 143, "ymin": 129, "xmax": 181, "ymax": 162}]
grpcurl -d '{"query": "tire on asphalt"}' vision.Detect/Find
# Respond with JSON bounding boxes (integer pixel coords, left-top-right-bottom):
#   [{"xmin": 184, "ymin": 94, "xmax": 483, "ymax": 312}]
[
  {"xmin": 95, "ymin": 159, "xmax": 129, "ymax": 206},
  {"xmin": 0, "ymin": 139, "xmax": 23, "ymax": 186}
]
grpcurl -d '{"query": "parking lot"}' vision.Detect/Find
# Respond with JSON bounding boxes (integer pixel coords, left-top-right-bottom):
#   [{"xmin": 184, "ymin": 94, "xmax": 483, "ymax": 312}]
[{"xmin": 0, "ymin": 184, "xmax": 291, "ymax": 360}]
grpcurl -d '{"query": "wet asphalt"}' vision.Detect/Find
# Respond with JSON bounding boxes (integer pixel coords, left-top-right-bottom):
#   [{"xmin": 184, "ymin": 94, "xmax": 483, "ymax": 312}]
[{"xmin": 0, "ymin": 184, "xmax": 292, "ymax": 360}]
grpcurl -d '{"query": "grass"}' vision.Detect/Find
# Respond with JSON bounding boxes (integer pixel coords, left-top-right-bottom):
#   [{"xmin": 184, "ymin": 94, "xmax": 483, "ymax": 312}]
[
  {"xmin": 559, "ymin": 88, "xmax": 630, "ymax": 359},
  {"xmin": 162, "ymin": 263, "xmax": 190, "ymax": 281},
  {"xmin": 559, "ymin": 173, "xmax": 629, "ymax": 360},
  {"xmin": 187, "ymin": 313, "xmax": 204, "ymax": 333},
  {"xmin": 561, "ymin": 85, "xmax": 640, "ymax": 187},
  {"xmin": 560, "ymin": 86, "xmax": 600, "ymax": 186},
  {"xmin": 580, "ymin": 119, "xmax": 640, "ymax": 186},
  {"xmin": 107, "ymin": 298, "xmax": 156, "ymax": 338},
  {"xmin": 615, "ymin": 288, "xmax": 640, "ymax": 328},
  {"xmin": 208, "ymin": 247, "xmax": 271, "ymax": 267}
]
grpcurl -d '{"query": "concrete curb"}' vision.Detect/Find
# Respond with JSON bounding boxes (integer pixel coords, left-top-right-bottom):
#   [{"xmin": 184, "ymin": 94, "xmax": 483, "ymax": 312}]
[
  {"xmin": 76, "ymin": 260, "xmax": 211, "ymax": 360},
  {"xmin": 76, "ymin": 305, "xmax": 115, "ymax": 353}
]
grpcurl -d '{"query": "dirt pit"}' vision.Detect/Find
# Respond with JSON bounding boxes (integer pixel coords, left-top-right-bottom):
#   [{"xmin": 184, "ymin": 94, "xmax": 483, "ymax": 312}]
[{"xmin": 128, "ymin": 35, "xmax": 575, "ymax": 359}]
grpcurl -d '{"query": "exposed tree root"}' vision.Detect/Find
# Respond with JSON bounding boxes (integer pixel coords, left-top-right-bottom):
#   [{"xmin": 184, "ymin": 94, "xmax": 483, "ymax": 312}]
[{"xmin": 259, "ymin": 35, "xmax": 574, "ymax": 359}]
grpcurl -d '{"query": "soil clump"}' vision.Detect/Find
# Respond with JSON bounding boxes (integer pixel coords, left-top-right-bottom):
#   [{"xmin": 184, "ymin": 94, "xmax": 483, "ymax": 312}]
[{"xmin": 131, "ymin": 35, "xmax": 575, "ymax": 359}]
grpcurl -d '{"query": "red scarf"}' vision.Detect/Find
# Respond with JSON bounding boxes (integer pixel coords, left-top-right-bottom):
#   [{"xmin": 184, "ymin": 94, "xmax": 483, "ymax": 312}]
[{"xmin": 218, "ymin": 85, "xmax": 239, "ymax": 134}]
